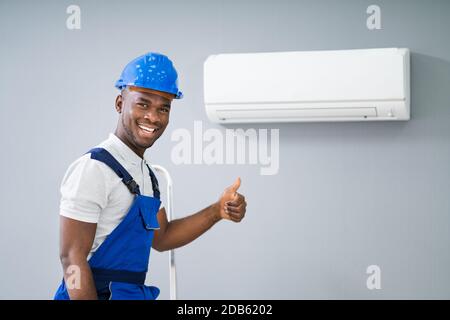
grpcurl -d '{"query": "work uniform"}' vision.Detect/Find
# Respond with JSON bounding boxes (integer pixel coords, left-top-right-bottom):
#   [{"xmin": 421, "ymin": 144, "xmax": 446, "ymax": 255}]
[{"xmin": 54, "ymin": 133, "xmax": 163, "ymax": 300}]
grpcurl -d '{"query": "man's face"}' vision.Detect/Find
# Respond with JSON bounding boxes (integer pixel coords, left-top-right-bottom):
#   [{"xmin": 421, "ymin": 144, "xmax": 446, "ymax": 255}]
[{"xmin": 116, "ymin": 86, "xmax": 173, "ymax": 152}]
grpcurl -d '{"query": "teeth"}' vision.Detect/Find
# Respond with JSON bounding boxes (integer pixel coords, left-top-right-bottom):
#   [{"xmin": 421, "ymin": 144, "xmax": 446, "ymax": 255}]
[{"xmin": 138, "ymin": 125, "xmax": 157, "ymax": 133}]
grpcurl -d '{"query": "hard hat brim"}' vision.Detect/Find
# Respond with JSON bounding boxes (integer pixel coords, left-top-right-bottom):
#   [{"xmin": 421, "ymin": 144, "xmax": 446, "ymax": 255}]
[{"xmin": 127, "ymin": 86, "xmax": 176, "ymax": 101}]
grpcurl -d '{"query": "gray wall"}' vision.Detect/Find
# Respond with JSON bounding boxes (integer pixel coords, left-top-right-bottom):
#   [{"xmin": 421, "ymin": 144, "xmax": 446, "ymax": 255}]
[{"xmin": 1, "ymin": 0, "xmax": 449, "ymax": 299}]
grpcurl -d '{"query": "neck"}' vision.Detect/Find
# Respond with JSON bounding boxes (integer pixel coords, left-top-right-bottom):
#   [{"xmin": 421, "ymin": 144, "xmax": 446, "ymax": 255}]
[{"xmin": 114, "ymin": 128, "xmax": 145, "ymax": 159}]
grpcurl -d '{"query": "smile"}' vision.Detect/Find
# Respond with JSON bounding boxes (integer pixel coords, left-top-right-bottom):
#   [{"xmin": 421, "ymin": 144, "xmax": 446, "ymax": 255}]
[{"xmin": 138, "ymin": 124, "xmax": 159, "ymax": 135}]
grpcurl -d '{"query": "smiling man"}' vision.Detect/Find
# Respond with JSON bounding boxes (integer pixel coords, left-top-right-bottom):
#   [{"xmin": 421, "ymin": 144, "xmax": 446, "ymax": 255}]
[{"xmin": 54, "ymin": 52, "xmax": 247, "ymax": 300}]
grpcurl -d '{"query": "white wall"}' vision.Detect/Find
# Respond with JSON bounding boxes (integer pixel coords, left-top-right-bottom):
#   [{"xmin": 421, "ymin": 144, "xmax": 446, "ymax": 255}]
[{"xmin": 0, "ymin": 0, "xmax": 449, "ymax": 299}]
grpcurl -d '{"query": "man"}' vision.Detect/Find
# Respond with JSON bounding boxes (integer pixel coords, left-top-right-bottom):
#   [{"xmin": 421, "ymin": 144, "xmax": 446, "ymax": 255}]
[{"xmin": 54, "ymin": 52, "xmax": 247, "ymax": 300}]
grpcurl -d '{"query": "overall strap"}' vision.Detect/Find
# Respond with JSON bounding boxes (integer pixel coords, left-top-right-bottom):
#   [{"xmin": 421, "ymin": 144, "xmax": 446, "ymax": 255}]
[
  {"xmin": 146, "ymin": 164, "xmax": 160, "ymax": 199},
  {"xmin": 88, "ymin": 148, "xmax": 141, "ymax": 195}
]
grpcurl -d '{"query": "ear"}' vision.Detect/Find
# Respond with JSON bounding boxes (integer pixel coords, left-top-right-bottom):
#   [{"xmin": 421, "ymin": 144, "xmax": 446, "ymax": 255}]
[{"xmin": 115, "ymin": 94, "xmax": 123, "ymax": 113}]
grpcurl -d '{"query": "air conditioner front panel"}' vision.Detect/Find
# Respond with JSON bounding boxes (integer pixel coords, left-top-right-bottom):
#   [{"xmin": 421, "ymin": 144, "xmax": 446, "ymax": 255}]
[{"xmin": 203, "ymin": 48, "xmax": 410, "ymax": 123}]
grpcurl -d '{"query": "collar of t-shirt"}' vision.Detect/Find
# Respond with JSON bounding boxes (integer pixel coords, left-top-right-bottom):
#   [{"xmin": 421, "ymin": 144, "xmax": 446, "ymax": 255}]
[{"xmin": 107, "ymin": 133, "xmax": 149, "ymax": 166}]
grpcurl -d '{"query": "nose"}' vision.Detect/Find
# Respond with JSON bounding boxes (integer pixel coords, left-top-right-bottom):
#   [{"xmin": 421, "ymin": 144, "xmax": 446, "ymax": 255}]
[{"xmin": 143, "ymin": 107, "xmax": 161, "ymax": 123}]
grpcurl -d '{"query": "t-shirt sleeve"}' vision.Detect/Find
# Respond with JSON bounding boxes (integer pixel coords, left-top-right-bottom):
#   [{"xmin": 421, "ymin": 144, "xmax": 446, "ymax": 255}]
[{"xmin": 59, "ymin": 154, "xmax": 109, "ymax": 223}]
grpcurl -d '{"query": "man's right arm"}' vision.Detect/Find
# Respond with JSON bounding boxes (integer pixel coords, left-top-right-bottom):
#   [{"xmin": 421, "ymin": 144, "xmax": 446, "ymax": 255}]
[{"xmin": 59, "ymin": 216, "xmax": 98, "ymax": 300}]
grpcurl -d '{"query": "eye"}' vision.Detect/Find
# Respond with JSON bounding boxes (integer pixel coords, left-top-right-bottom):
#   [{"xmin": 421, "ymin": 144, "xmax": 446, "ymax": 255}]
[
  {"xmin": 160, "ymin": 106, "xmax": 170, "ymax": 113},
  {"xmin": 137, "ymin": 103, "xmax": 148, "ymax": 109}
]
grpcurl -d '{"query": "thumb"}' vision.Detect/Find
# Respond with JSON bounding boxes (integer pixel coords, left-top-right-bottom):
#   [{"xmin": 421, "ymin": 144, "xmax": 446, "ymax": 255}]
[{"xmin": 227, "ymin": 177, "xmax": 241, "ymax": 195}]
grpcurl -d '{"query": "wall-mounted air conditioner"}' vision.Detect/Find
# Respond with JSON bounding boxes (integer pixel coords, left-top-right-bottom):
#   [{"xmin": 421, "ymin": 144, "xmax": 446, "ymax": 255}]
[{"xmin": 203, "ymin": 48, "xmax": 410, "ymax": 123}]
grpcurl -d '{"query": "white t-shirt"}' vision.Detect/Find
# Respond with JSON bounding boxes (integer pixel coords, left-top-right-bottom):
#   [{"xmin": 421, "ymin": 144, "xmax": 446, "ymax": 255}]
[{"xmin": 59, "ymin": 133, "xmax": 164, "ymax": 259}]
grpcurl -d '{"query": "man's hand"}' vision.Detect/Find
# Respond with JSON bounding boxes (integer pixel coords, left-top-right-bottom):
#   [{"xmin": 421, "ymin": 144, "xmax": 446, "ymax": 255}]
[{"xmin": 217, "ymin": 177, "xmax": 247, "ymax": 222}]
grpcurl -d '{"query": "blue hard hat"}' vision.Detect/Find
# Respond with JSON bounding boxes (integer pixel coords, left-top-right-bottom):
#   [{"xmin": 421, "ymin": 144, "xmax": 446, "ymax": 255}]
[{"xmin": 115, "ymin": 52, "xmax": 183, "ymax": 99}]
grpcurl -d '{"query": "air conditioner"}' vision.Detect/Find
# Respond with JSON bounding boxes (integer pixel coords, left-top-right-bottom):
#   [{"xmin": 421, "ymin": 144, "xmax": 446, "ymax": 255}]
[{"xmin": 203, "ymin": 48, "xmax": 410, "ymax": 123}]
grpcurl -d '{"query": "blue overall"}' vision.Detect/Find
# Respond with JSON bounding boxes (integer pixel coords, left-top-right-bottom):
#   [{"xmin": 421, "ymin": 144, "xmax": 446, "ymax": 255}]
[{"xmin": 54, "ymin": 148, "xmax": 161, "ymax": 300}]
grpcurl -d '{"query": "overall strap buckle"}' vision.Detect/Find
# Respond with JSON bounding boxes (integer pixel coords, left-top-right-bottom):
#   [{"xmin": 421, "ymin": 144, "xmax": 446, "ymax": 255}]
[{"xmin": 124, "ymin": 179, "xmax": 140, "ymax": 195}]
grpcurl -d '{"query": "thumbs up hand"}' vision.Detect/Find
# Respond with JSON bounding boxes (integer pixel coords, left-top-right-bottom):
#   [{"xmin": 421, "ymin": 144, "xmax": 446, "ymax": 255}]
[{"xmin": 217, "ymin": 177, "xmax": 247, "ymax": 222}]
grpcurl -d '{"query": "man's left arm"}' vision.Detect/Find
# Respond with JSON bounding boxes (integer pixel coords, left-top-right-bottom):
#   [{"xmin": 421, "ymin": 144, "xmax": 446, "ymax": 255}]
[{"xmin": 152, "ymin": 178, "xmax": 246, "ymax": 252}]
